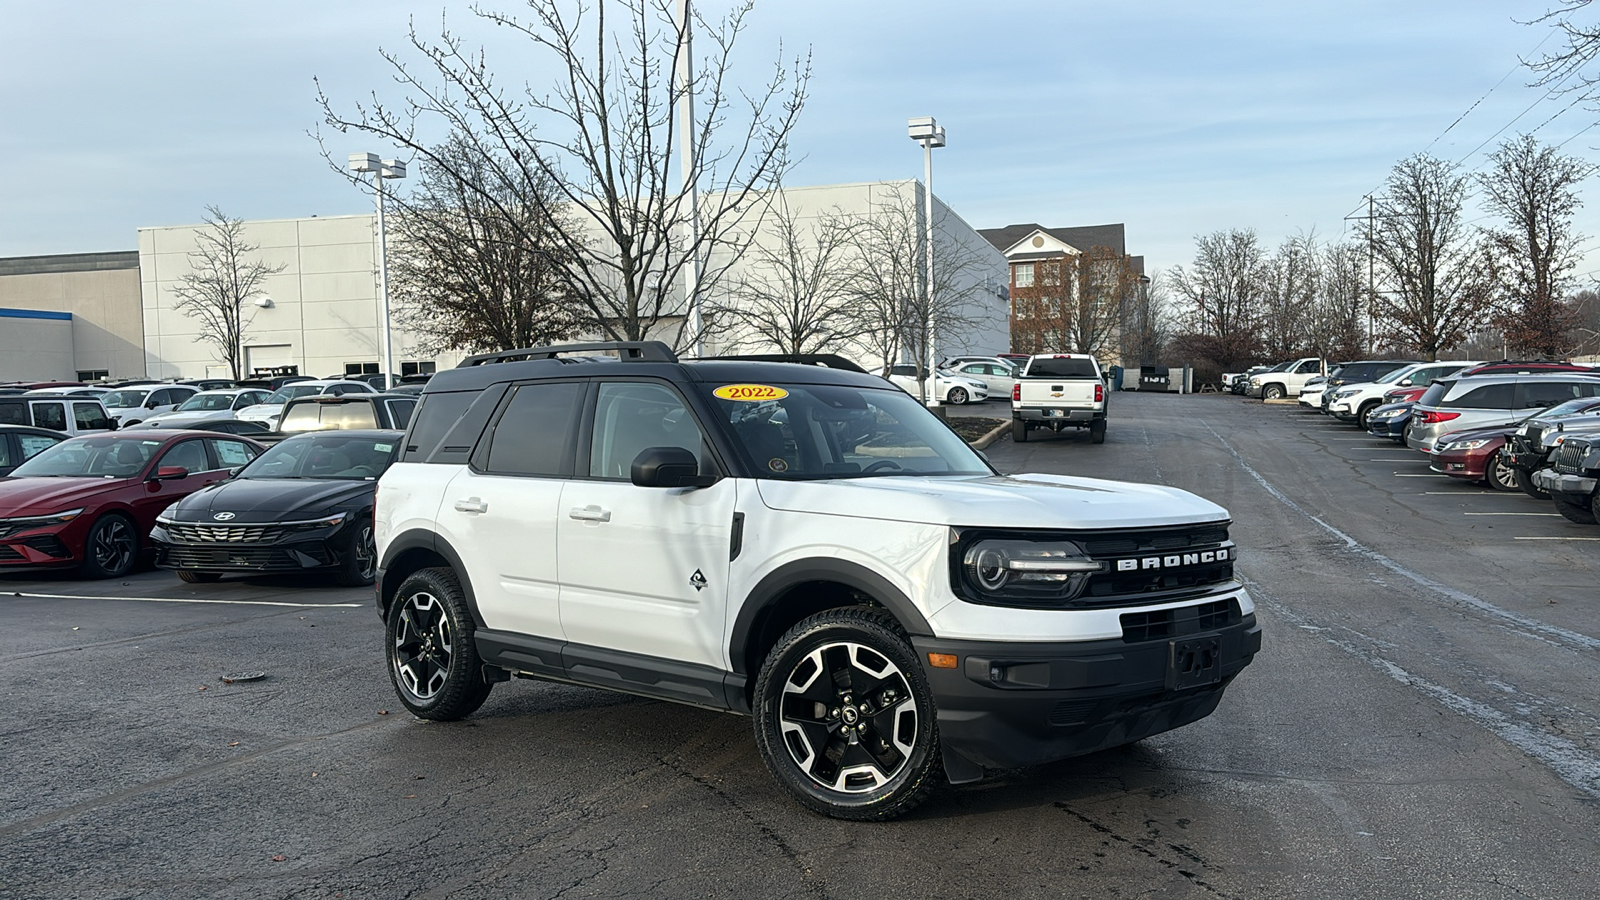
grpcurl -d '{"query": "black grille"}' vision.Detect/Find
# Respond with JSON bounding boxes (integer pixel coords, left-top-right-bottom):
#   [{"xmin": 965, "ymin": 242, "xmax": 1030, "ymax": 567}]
[
  {"xmin": 1078, "ymin": 523, "xmax": 1234, "ymax": 607},
  {"xmin": 165, "ymin": 522, "xmax": 287, "ymax": 544},
  {"xmin": 1082, "ymin": 526, "xmax": 1228, "ymax": 557},
  {"xmin": 1555, "ymin": 440, "xmax": 1589, "ymax": 474},
  {"xmin": 1048, "ymin": 700, "xmax": 1098, "ymax": 726},
  {"xmin": 162, "ymin": 543, "xmax": 332, "ymax": 570},
  {"xmin": 0, "ymin": 544, "xmax": 23, "ymax": 561},
  {"xmin": 1120, "ymin": 599, "xmax": 1241, "ymax": 644},
  {"xmin": 20, "ymin": 535, "xmax": 71, "ymax": 558}
]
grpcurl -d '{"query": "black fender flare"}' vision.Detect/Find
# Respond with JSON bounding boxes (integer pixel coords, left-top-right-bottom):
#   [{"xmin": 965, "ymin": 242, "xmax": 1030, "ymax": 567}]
[
  {"xmin": 376, "ymin": 529, "xmax": 483, "ymax": 626},
  {"xmin": 727, "ymin": 558, "xmax": 934, "ymax": 676}
]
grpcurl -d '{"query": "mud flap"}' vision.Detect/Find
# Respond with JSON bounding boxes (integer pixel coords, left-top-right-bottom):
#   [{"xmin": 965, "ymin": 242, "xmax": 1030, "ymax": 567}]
[{"xmin": 941, "ymin": 740, "xmax": 986, "ymax": 785}]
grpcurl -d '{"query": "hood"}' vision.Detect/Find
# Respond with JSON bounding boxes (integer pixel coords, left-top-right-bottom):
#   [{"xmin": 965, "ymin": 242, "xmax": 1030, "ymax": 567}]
[
  {"xmin": 756, "ymin": 473, "xmax": 1227, "ymax": 530},
  {"xmin": 0, "ymin": 476, "xmax": 131, "ymax": 517},
  {"xmin": 168, "ymin": 477, "xmax": 374, "ymax": 522}
]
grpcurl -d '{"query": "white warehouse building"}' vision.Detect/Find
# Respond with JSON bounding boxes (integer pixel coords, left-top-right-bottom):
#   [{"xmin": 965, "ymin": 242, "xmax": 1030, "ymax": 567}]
[{"xmin": 131, "ymin": 179, "xmax": 1008, "ymax": 379}]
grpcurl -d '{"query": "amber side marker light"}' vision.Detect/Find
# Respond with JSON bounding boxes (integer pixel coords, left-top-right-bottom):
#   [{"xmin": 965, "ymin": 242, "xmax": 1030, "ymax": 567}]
[{"xmin": 927, "ymin": 653, "xmax": 959, "ymax": 669}]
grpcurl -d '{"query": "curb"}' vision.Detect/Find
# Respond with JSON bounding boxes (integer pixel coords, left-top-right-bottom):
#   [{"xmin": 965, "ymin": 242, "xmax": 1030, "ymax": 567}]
[
  {"xmin": 1263, "ymin": 398, "xmax": 1299, "ymax": 405},
  {"xmin": 971, "ymin": 421, "xmax": 1011, "ymax": 450}
]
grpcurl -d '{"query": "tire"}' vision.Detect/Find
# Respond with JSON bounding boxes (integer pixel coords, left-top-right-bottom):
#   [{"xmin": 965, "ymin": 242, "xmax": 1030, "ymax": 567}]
[
  {"xmin": 1514, "ymin": 468, "xmax": 1550, "ymax": 500},
  {"xmin": 1089, "ymin": 419, "xmax": 1107, "ymax": 444},
  {"xmin": 752, "ymin": 607, "xmax": 941, "ymax": 821},
  {"xmin": 947, "ymin": 387, "xmax": 968, "ymax": 405},
  {"xmin": 176, "ymin": 570, "xmax": 223, "ymax": 583},
  {"xmin": 1262, "ymin": 384, "xmax": 1285, "ymax": 401},
  {"xmin": 1012, "ymin": 418, "xmax": 1028, "ymax": 443},
  {"xmin": 1484, "ymin": 451, "xmax": 1519, "ymax": 492},
  {"xmin": 1552, "ymin": 493, "xmax": 1598, "ymax": 525},
  {"xmin": 1356, "ymin": 401, "xmax": 1379, "ymax": 430},
  {"xmin": 78, "ymin": 513, "xmax": 138, "ymax": 579},
  {"xmin": 386, "ymin": 567, "xmax": 493, "ymax": 720},
  {"xmin": 334, "ymin": 518, "xmax": 377, "ymax": 587}
]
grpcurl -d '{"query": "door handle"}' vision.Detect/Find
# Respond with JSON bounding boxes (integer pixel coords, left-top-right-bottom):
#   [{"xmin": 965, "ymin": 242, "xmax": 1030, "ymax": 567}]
[
  {"xmin": 568, "ymin": 505, "xmax": 611, "ymax": 523},
  {"xmin": 453, "ymin": 497, "xmax": 488, "ymax": 514}
]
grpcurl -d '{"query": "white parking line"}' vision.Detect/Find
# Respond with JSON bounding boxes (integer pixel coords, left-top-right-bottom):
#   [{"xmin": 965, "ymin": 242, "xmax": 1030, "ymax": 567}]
[
  {"xmin": 1513, "ymin": 536, "xmax": 1600, "ymax": 541},
  {"xmin": 3, "ymin": 591, "xmax": 363, "ymax": 608},
  {"xmin": 1393, "ymin": 474, "xmax": 1438, "ymax": 477},
  {"xmin": 1423, "ymin": 491, "xmax": 1502, "ymax": 495},
  {"xmin": 1464, "ymin": 512, "xmax": 1561, "ymax": 516},
  {"xmin": 1368, "ymin": 458, "xmax": 1423, "ymax": 462}
]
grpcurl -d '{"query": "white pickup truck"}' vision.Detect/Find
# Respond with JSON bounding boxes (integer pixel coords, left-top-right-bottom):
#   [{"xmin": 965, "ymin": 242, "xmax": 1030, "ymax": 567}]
[
  {"xmin": 1011, "ymin": 353, "xmax": 1107, "ymax": 444},
  {"xmin": 1245, "ymin": 357, "xmax": 1326, "ymax": 400}
]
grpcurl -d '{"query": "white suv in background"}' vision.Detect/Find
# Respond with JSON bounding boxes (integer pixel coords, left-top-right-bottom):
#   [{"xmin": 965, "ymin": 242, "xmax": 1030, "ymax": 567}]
[
  {"xmin": 235, "ymin": 380, "xmax": 376, "ymax": 429},
  {"xmin": 1327, "ymin": 361, "xmax": 1474, "ymax": 428},
  {"xmin": 373, "ymin": 342, "xmax": 1259, "ymax": 821}
]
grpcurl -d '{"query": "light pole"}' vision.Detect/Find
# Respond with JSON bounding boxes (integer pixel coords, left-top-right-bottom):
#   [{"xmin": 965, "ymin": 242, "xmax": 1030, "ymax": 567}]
[
  {"xmin": 676, "ymin": 0, "xmax": 702, "ymax": 357},
  {"xmin": 349, "ymin": 152, "xmax": 407, "ymax": 390},
  {"xmin": 908, "ymin": 116, "xmax": 945, "ymax": 407}
]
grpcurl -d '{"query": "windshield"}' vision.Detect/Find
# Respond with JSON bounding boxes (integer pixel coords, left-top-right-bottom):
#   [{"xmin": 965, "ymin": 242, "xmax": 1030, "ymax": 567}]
[
  {"xmin": 1540, "ymin": 398, "xmax": 1600, "ymax": 419},
  {"xmin": 240, "ymin": 434, "xmax": 399, "ymax": 480},
  {"xmin": 11, "ymin": 436, "xmax": 163, "ymax": 478},
  {"xmin": 175, "ymin": 393, "xmax": 237, "ymax": 412},
  {"xmin": 264, "ymin": 385, "xmax": 322, "ymax": 405},
  {"xmin": 1375, "ymin": 364, "xmax": 1419, "ymax": 385},
  {"xmin": 700, "ymin": 383, "xmax": 991, "ymax": 480},
  {"xmin": 99, "ymin": 390, "xmax": 149, "ymax": 408}
]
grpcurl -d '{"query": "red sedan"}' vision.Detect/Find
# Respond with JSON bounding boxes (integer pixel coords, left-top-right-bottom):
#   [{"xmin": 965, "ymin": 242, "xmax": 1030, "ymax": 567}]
[
  {"xmin": 0, "ymin": 430, "xmax": 264, "ymax": 578},
  {"xmin": 1428, "ymin": 423, "xmax": 1517, "ymax": 491}
]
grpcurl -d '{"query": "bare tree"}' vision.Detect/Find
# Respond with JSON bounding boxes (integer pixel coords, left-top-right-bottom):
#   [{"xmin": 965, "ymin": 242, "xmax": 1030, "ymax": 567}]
[
  {"xmin": 389, "ymin": 137, "xmax": 585, "ymax": 355},
  {"xmin": 1258, "ymin": 233, "xmax": 1320, "ymax": 360},
  {"xmin": 711, "ymin": 198, "xmax": 857, "ymax": 355},
  {"xmin": 318, "ymin": 0, "xmax": 808, "ymax": 349},
  {"xmin": 1478, "ymin": 134, "xmax": 1593, "ymax": 357},
  {"xmin": 842, "ymin": 184, "xmax": 992, "ymax": 392},
  {"xmin": 1526, "ymin": 2, "xmax": 1600, "ymax": 104},
  {"xmin": 1371, "ymin": 154, "xmax": 1493, "ymax": 361},
  {"xmin": 1166, "ymin": 229, "xmax": 1267, "ymax": 370},
  {"xmin": 170, "ymin": 207, "xmax": 284, "ymax": 380},
  {"xmin": 1011, "ymin": 247, "xmax": 1139, "ymax": 359},
  {"xmin": 1307, "ymin": 241, "xmax": 1369, "ymax": 361},
  {"xmin": 1119, "ymin": 273, "xmax": 1169, "ymax": 366}
]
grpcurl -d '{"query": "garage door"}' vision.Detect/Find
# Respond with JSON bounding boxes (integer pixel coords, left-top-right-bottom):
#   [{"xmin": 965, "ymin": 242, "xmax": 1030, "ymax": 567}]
[{"xmin": 246, "ymin": 344, "xmax": 294, "ymax": 372}]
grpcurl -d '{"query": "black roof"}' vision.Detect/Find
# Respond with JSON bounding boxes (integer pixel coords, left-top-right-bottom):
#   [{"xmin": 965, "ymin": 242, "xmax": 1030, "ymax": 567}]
[
  {"xmin": 425, "ymin": 343, "xmax": 888, "ymax": 395},
  {"xmin": 0, "ymin": 424, "xmax": 64, "ymax": 437}
]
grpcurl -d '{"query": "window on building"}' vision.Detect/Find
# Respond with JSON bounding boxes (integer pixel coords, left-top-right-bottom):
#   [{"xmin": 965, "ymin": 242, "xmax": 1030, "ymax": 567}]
[
  {"xmin": 345, "ymin": 362, "xmax": 380, "ymax": 376},
  {"xmin": 76, "ymin": 369, "xmax": 109, "ymax": 382},
  {"xmin": 401, "ymin": 361, "xmax": 437, "ymax": 377},
  {"xmin": 1014, "ymin": 263, "xmax": 1034, "ymax": 288}
]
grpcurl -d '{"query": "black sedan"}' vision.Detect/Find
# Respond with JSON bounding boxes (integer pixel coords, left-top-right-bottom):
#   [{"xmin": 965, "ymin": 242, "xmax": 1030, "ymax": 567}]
[{"xmin": 151, "ymin": 430, "xmax": 401, "ymax": 586}]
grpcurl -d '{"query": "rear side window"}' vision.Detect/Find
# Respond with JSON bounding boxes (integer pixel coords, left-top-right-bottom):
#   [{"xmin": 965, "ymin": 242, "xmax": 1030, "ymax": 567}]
[
  {"xmin": 484, "ymin": 383, "xmax": 583, "ymax": 476},
  {"xmin": 18, "ymin": 433, "xmax": 61, "ymax": 456},
  {"xmin": 1417, "ymin": 380, "xmax": 1453, "ymax": 407},
  {"xmin": 400, "ymin": 391, "xmax": 477, "ymax": 463},
  {"xmin": 386, "ymin": 398, "xmax": 416, "ymax": 429},
  {"xmin": 32, "ymin": 402, "xmax": 67, "ymax": 431},
  {"xmin": 0, "ymin": 403, "xmax": 26, "ymax": 426},
  {"xmin": 1516, "ymin": 379, "xmax": 1599, "ymax": 408},
  {"xmin": 1442, "ymin": 383, "xmax": 1515, "ymax": 409},
  {"xmin": 1026, "ymin": 358, "xmax": 1099, "ymax": 378}
]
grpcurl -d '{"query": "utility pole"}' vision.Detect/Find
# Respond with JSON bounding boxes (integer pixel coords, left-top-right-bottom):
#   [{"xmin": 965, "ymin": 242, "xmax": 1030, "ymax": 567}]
[
  {"xmin": 676, "ymin": 0, "xmax": 702, "ymax": 357},
  {"xmin": 1367, "ymin": 194, "xmax": 1375, "ymax": 354}
]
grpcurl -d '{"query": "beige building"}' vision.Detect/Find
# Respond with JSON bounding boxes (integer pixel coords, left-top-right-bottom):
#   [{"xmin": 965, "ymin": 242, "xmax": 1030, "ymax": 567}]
[
  {"xmin": 139, "ymin": 214, "xmax": 460, "ymax": 380},
  {"xmin": 0, "ymin": 252, "xmax": 146, "ymax": 382}
]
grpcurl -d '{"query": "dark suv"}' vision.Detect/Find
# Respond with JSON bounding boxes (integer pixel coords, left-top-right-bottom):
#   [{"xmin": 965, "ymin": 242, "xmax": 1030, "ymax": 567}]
[{"xmin": 260, "ymin": 393, "xmax": 416, "ymax": 444}]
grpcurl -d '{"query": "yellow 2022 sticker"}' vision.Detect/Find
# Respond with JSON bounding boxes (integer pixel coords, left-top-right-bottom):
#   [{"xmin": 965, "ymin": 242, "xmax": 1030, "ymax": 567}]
[{"xmin": 713, "ymin": 384, "xmax": 789, "ymax": 402}]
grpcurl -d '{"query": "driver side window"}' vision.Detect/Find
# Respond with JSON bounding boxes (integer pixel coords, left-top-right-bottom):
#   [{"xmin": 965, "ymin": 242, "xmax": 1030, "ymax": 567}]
[
  {"xmin": 158, "ymin": 439, "xmax": 211, "ymax": 473},
  {"xmin": 588, "ymin": 382, "xmax": 709, "ymax": 480}
]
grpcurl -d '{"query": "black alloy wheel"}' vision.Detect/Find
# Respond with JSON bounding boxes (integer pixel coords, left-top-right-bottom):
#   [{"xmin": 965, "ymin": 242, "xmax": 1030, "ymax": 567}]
[
  {"xmin": 386, "ymin": 567, "xmax": 492, "ymax": 720},
  {"xmin": 1485, "ymin": 451, "xmax": 1520, "ymax": 492},
  {"xmin": 335, "ymin": 521, "xmax": 377, "ymax": 587},
  {"xmin": 753, "ymin": 607, "xmax": 940, "ymax": 821},
  {"xmin": 79, "ymin": 514, "xmax": 137, "ymax": 579}
]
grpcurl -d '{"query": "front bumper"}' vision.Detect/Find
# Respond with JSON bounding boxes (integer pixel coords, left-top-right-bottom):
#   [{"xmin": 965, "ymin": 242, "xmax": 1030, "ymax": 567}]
[
  {"xmin": 0, "ymin": 529, "xmax": 80, "ymax": 569},
  {"xmin": 152, "ymin": 522, "xmax": 351, "ymax": 573},
  {"xmin": 912, "ymin": 609, "xmax": 1260, "ymax": 771},
  {"xmin": 1534, "ymin": 469, "xmax": 1597, "ymax": 496},
  {"xmin": 1429, "ymin": 447, "xmax": 1494, "ymax": 479}
]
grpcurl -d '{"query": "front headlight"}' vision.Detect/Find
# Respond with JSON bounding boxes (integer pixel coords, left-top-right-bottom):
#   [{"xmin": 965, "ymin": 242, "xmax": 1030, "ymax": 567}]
[
  {"xmin": 0, "ymin": 508, "xmax": 84, "ymax": 527},
  {"xmin": 1335, "ymin": 388, "xmax": 1360, "ymax": 399},
  {"xmin": 958, "ymin": 537, "xmax": 1103, "ymax": 605},
  {"xmin": 1440, "ymin": 438, "xmax": 1492, "ymax": 451},
  {"xmin": 284, "ymin": 512, "xmax": 349, "ymax": 531}
]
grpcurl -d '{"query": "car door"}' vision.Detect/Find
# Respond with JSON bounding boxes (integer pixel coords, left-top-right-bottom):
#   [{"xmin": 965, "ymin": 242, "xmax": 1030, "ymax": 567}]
[
  {"xmin": 557, "ymin": 380, "xmax": 736, "ymax": 671},
  {"xmin": 29, "ymin": 401, "xmax": 68, "ymax": 433},
  {"xmin": 126, "ymin": 437, "xmax": 218, "ymax": 530},
  {"xmin": 440, "ymin": 380, "xmax": 585, "ymax": 660}
]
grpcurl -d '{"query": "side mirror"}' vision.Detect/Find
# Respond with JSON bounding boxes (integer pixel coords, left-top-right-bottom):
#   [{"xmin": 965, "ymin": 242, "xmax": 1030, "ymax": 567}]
[
  {"xmin": 227, "ymin": 466, "xmax": 244, "ymax": 478},
  {"xmin": 630, "ymin": 446, "xmax": 717, "ymax": 488},
  {"xmin": 153, "ymin": 466, "xmax": 189, "ymax": 480}
]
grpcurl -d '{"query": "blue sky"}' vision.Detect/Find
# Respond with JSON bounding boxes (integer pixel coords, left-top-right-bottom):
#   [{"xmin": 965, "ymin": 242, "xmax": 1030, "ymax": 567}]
[{"xmin": 3, "ymin": 0, "xmax": 1594, "ymax": 278}]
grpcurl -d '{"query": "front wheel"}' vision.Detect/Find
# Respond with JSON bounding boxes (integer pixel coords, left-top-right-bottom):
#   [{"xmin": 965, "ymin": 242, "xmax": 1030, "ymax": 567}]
[
  {"xmin": 1262, "ymin": 384, "xmax": 1285, "ymax": 401},
  {"xmin": 334, "ymin": 519, "xmax": 377, "ymax": 587},
  {"xmin": 947, "ymin": 387, "xmax": 968, "ymax": 405},
  {"xmin": 1484, "ymin": 451, "xmax": 1519, "ymax": 492},
  {"xmin": 753, "ymin": 607, "xmax": 941, "ymax": 821},
  {"xmin": 1514, "ymin": 468, "xmax": 1550, "ymax": 500},
  {"xmin": 78, "ymin": 514, "xmax": 138, "ymax": 579},
  {"xmin": 386, "ymin": 567, "xmax": 493, "ymax": 720},
  {"xmin": 1356, "ymin": 401, "xmax": 1379, "ymax": 430},
  {"xmin": 1552, "ymin": 493, "xmax": 1598, "ymax": 525}
]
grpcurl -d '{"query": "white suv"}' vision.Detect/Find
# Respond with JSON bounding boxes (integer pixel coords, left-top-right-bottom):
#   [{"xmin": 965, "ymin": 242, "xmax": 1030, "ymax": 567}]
[{"xmin": 375, "ymin": 342, "xmax": 1260, "ymax": 820}]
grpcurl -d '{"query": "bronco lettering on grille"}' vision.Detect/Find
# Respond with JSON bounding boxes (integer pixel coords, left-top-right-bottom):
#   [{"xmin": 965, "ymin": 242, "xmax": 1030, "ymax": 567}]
[{"xmin": 1114, "ymin": 547, "xmax": 1234, "ymax": 572}]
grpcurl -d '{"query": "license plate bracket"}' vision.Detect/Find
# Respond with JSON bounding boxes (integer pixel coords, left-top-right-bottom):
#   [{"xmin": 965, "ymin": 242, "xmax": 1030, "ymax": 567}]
[
  {"xmin": 1044, "ymin": 409, "xmax": 1062, "ymax": 417},
  {"xmin": 1168, "ymin": 636, "xmax": 1222, "ymax": 690}
]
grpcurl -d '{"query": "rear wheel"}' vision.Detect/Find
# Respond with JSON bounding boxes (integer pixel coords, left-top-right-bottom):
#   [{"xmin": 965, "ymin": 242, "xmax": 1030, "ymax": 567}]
[
  {"xmin": 1552, "ymin": 493, "xmax": 1598, "ymax": 524},
  {"xmin": 1089, "ymin": 419, "xmax": 1107, "ymax": 444},
  {"xmin": 1514, "ymin": 468, "xmax": 1549, "ymax": 500},
  {"xmin": 752, "ymin": 607, "xmax": 941, "ymax": 821},
  {"xmin": 1484, "ymin": 452, "xmax": 1519, "ymax": 491},
  {"xmin": 176, "ymin": 570, "xmax": 223, "ymax": 583},
  {"xmin": 1011, "ymin": 418, "xmax": 1028, "ymax": 443},
  {"xmin": 387, "ymin": 567, "xmax": 493, "ymax": 720},
  {"xmin": 78, "ymin": 514, "xmax": 138, "ymax": 579}
]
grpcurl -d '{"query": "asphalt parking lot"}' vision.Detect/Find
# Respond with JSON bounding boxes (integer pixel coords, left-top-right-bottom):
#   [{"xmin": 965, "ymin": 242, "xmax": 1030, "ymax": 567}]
[{"xmin": 3, "ymin": 391, "xmax": 1598, "ymax": 899}]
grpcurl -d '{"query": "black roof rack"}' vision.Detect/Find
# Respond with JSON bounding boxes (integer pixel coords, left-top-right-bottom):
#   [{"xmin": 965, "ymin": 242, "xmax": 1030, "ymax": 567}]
[
  {"xmin": 704, "ymin": 353, "xmax": 867, "ymax": 373},
  {"xmin": 457, "ymin": 341, "xmax": 679, "ymax": 367}
]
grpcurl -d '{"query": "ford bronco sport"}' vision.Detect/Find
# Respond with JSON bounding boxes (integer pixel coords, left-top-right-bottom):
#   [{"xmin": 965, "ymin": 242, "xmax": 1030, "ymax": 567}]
[{"xmin": 374, "ymin": 342, "xmax": 1259, "ymax": 820}]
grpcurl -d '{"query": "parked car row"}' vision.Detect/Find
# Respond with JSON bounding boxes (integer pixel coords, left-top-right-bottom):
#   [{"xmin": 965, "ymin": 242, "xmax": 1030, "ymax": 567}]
[{"xmin": 1269, "ymin": 358, "xmax": 1600, "ymax": 528}]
